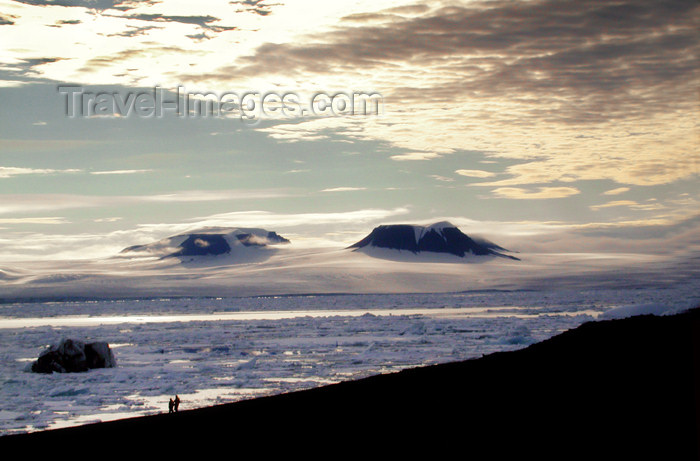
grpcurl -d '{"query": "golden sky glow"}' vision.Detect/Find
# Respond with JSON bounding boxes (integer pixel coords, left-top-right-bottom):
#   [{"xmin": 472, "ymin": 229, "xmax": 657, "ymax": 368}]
[{"xmin": 0, "ymin": 0, "xmax": 698, "ymax": 259}]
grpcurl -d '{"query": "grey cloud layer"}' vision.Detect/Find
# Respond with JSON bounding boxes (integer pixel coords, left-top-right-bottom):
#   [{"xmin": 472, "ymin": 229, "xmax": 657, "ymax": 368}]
[
  {"xmin": 11, "ymin": 0, "xmax": 158, "ymax": 11},
  {"xmin": 116, "ymin": 13, "xmax": 237, "ymax": 32},
  {"xmin": 188, "ymin": 0, "xmax": 698, "ymax": 123},
  {"xmin": 10, "ymin": 0, "xmax": 238, "ymax": 38},
  {"xmin": 230, "ymin": 0, "xmax": 280, "ymax": 17},
  {"xmin": 0, "ymin": 57, "xmax": 65, "ymax": 83}
]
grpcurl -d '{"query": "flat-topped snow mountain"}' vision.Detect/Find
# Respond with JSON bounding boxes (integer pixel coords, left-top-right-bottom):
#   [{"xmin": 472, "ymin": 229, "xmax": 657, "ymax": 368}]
[
  {"xmin": 121, "ymin": 227, "xmax": 290, "ymax": 259},
  {"xmin": 349, "ymin": 222, "xmax": 519, "ymax": 260}
]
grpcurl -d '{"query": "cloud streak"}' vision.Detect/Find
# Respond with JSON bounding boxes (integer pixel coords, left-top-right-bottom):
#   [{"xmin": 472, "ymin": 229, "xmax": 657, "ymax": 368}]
[
  {"xmin": 0, "ymin": 217, "xmax": 68, "ymax": 225},
  {"xmin": 0, "ymin": 190, "xmax": 293, "ymax": 214},
  {"xmin": 0, "ymin": 166, "xmax": 82, "ymax": 178},
  {"xmin": 116, "ymin": 13, "xmax": 237, "ymax": 33},
  {"xmin": 187, "ymin": 207, "xmax": 411, "ymax": 230},
  {"xmin": 11, "ymin": 0, "xmax": 158, "ymax": 11},
  {"xmin": 389, "ymin": 152, "xmax": 442, "ymax": 161},
  {"xmin": 603, "ymin": 187, "xmax": 631, "ymax": 196},
  {"xmin": 455, "ymin": 169, "xmax": 496, "ymax": 179},
  {"xmin": 589, "ymin": 200, "xmax": 666, "ymax": 211},
  {"xmin": 491, "ymin": 187, "xmax": 581, "ymax": 200},
  {"xmin": 89, "ymin": 169, "xmax": 152, "ymax": 175},
  {"xmin": 320, "ymin": 187, "xmax": 367, "ymax": 193}
]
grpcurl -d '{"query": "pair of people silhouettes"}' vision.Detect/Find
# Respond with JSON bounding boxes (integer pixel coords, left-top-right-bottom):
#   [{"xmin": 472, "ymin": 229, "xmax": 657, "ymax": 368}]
[{"xmin": 168, "ymin": 395, "xmax": 181, "ymax": 413}]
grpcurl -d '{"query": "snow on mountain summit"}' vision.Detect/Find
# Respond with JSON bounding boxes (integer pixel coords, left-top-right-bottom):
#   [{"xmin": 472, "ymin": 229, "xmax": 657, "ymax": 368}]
[
  {"xmin": 415, "ymin": 221, "xmax": 458, "ymax": 242},
  {"xmin": 426, "ymin": 221, "xmax": 456, "ymax": 231},
  {"xmin": 349, "ymin": 222, "xmax": 519, "ymax": 261}
]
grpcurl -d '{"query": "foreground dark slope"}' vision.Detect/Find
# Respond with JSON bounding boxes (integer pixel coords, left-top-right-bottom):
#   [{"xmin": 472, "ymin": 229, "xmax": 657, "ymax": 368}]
[{"xmin": 3, "ymin": 308, "xmax": 698, "ymax": 458}]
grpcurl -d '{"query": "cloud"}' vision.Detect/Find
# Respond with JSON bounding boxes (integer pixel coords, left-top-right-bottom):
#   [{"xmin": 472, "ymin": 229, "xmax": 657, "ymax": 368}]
[
  {"xmin": 187, "ymin": 207, "xmax": 411, "ymax": 230},
  {"xmin": 603, "ymin": 187, "xmax": 631, "ymax": 196},
  {"xmin": 0, "ymin": 225, "xmax": 169, "ymax": 261},
  {"xmin": 90, "ymin": 169, "xmax": 152, "ymax": 175},
  {"xmin": 340, "ymin": 12, "xmax": 403, "ymax": 23},
  {"xmin": 118, "ymin": 13, "xmax": 237, "ymax": 32},
  {"xmin": 11, "ymin": 0, "xmax": 158, "ymax": 11},
  {"xmin": 455, "ymin": 169, "xmax": 496, "ymax": 178},
  {"xmin": 76, "ymin": 46, "xmax": 206, "ymax": 74},
  {"xmin": 141, "ymin": 190, "xmax": 290, "ymax": 203},
  {"xmin": 230, "ymin": 0, "xmax": 280, "ymax": 17},
  {"xmin": 107, "ymin": 24, "xmax": 161, "ymax": 38},
  {"xmin": 0, "ymin": 57, "xmax": 67, "ymax": 83},
  {"xmin": 0, "ymin": 190, "xmax": 293, "ymax": 214},
  {"xmin": 197, "ymin": 0, "xmax": 698, "ymax": 118},
  {"xmin": 0, "ymin": 139, "xmax": 98, "ymax": 152},
  {"xmin": 589, "ymin": 200, "xmax": 666, "ymax": 211},
  {"xmin": 176, "ymin": 0, "xmax": 698, "ymax": 191},
  {"xmin": 186, "ymin": 32, "xmax": 211, "ymax": 42},
  {"xmin": 0, "ymin": 217, "xmax": 68, "ymax": 224},
  {"xmin": 470, "ymin": 150, "xmax": 699, "ymax": 187},
  {"xmin": 320, "ymin": 187, "xmax": 366, "ymax": 192},
  {"xmin": 491, "ymin": 186, "xmax": 581, "ymax": 200},
  {"xmin": 46, "ymin": 19, "xmax": 83, "ymax": 28},
  {"xmin": 0, "ymin": 167, "xmax": 151, "ymax": 179},
  {"xmin": 389, "ymin": 152, "xmax": 442, "ymax": 161},
  {"xmin": 0, "ymin": 166, "xmax": 82, "ymax": 178},
  {"xmin": 589, "ymin": 200, "xmax": 640, "ymax": 210},
  {"xmin": 429, "ymin": 175, "xmax": 454, "ymax": 182}
]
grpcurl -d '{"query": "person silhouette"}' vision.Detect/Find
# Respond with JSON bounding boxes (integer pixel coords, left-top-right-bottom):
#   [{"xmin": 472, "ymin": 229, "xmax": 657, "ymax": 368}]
[
  {"xmin": 174, "ymin": 395, "xmax": 180, "ymax": 412},
  {"xmin": 168, "ymin": 398, "xmax": 174, "ymax": 413}
]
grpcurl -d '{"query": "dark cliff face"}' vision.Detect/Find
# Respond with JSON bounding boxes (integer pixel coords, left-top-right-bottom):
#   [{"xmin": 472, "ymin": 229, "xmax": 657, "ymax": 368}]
[
  {"xmin": 419, "ymin": 227, "xmax": 493, "ymax": 256},
  {"xmin": 349, "ymin": 223, "xmax": 519, "ymax": 260},
  {"xmin": 351, "ymin": 225, "xmax": 419, "ymax": 252},
  {"xmin": 172, "ymin": 234, "xmax": 231, "ymax": 257},
  {"xmin": 236, "ymin": 231, "xmax": 291, "ymax": 247},
  {"xmin": 120, "ymin": 228, "xmax": 291, "ymax": 259}
]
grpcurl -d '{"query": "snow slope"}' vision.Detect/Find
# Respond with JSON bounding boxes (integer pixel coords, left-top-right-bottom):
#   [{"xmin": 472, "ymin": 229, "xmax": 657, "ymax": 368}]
[{"xmin": 0, "ymin": 241, "xmax": 696, "ymax": 301}]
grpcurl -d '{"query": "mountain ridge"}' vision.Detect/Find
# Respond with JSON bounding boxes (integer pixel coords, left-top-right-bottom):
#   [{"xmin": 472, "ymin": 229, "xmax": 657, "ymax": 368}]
[{"xmin": 349, "ymin": 222, "xmax": 519, "ymax": 260}]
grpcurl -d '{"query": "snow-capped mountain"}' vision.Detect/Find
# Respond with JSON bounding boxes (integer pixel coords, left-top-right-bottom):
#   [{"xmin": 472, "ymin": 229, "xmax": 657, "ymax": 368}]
[
  {"xmin": 121, "ymin": 227, "xmax": 290, "ymax": 259},
  {"xmin": 349, "ymin": 221, "xmax": 519, "ymax": 260}
]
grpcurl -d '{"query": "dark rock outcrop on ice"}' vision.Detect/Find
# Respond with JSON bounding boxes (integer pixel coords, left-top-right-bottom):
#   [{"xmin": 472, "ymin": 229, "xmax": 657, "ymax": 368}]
[
  {"xmin": 120, "ymin": 227, "xmax": 290, "ymax": 259},
  {"xmin": 30, "ymin": 339, "xmax": 117, "ymax": 373},
  {"xmin": 172, "ymin": 234, "xmax": 231, "ymax": 257},
  {"xmin": 349, "ymin": 221, "xmax": 519, "ymax": 260}
]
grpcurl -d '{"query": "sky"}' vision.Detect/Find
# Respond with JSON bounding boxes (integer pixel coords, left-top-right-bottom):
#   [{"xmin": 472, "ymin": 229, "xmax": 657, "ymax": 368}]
[{"xmin": 0, "ymin": 0, "xmax": 698, "ymax": 260}]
